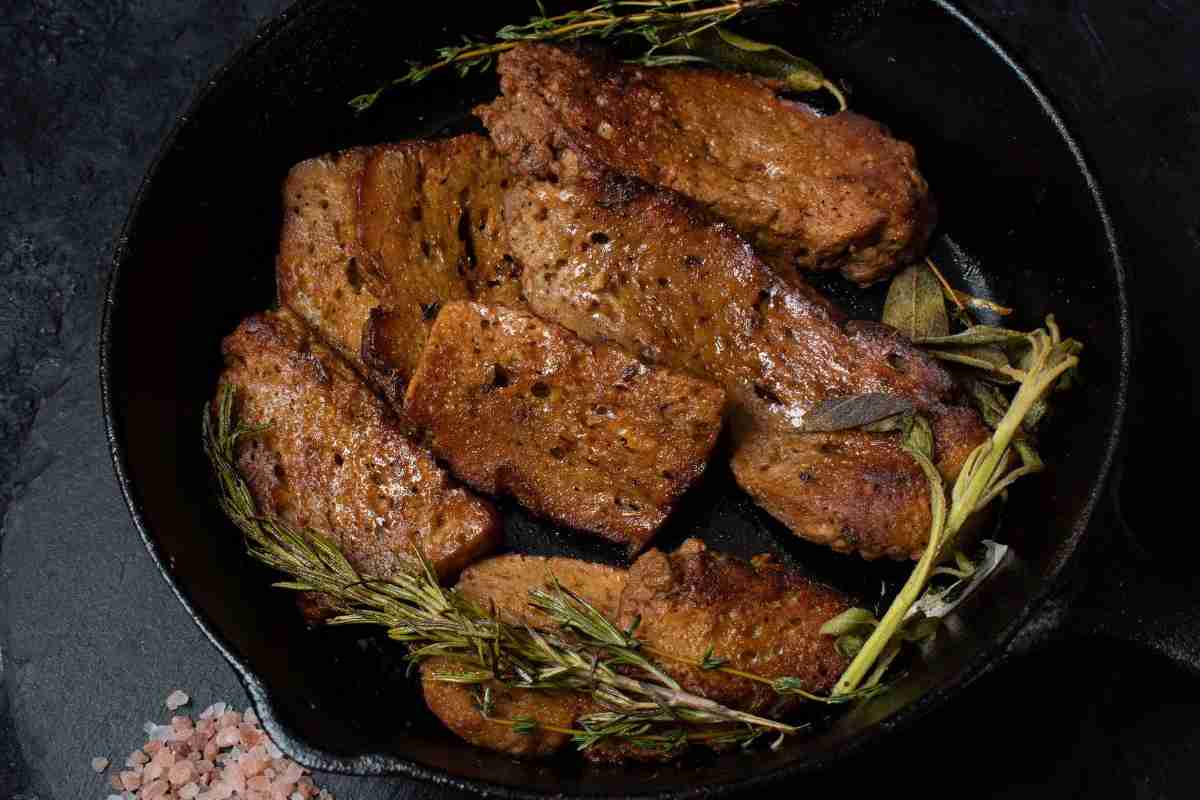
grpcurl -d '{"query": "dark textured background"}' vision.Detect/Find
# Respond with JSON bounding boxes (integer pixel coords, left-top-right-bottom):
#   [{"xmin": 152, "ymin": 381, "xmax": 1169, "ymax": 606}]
[{"xmin": 2, "ymin": 1, "xmax": 1198, "ymax": 798}]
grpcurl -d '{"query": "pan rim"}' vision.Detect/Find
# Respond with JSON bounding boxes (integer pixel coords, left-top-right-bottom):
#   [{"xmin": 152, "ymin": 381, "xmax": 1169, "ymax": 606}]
[{"xmin": 98, "ymin": 0, "xmax": 1131, "ymax": 796}]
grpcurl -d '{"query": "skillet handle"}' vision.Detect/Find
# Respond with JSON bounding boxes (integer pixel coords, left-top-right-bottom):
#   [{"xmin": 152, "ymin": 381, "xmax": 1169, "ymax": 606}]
[{"xmin": 1010, "ymin": 459, "xmax": 1200, "ymax": 674}]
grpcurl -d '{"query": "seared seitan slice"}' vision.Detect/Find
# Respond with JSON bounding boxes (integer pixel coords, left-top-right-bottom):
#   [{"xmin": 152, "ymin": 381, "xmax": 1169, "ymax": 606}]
[
  {"xmin": 355, "ymin": 135, "xmax": 525, "ymax": 394},
  {"xmin": 478, "ymin": 43, "xmax": 934, "ymax": 285},
  {"xmin": 618, "ymin": 539, "xmax": 850, "ymax": 714},
  {"xmin": 404, "ymin": 301, "xmax": 726, "ymax": 552},
  {"xmin": 217, "ymin": 310, "xmax": 501, "ymax": 613},
  {"xmin": 504, "ymin": 176, "xmax": 988, "ymax": 559},
  {"xmin": 276, "ymin": 136, "xmax": 524, "ymax": 402},
  {"xmin": 276, "ymin": 148, "xmax": 378, "ymax": 370},
  {"xmin": 421, "ymin": 545, "xmax": 854, "ymax": 760},
  {"xmin": 732, "ymin": 406, "xmax": 985, "ymax": 559},
  {"xmin": 420, "ymin": 554, "xmax": 626, "ymax": 758}
]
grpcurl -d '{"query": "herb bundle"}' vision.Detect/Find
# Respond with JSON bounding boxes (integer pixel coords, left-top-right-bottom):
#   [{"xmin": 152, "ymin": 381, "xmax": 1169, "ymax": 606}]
[
  {"xmin": 349, "ymin": 0, "xmax": 845, "ymax": 112},
  {"xmin": 820, "ymin": 260, "xmax": 1082, "ymax": 695},
  {"xmin": 203, "ymin": 386, "xmax": 872, "ymax": 755}
]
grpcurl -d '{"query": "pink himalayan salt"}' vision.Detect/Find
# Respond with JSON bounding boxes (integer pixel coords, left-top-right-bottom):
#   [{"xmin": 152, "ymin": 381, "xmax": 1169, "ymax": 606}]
[
  {"xmin": 216, "ymin": 727, "xmax": 242, "ymax": 747},
  {"xmin": 218, "ymin": 710, "xmax": 241, "ymax": 728},
  {"xmin": 144, "ymin": 740, "xmax": 163, "ymax": 755},
  {"xmin": 109, "ymin": 774, "xmax": 123, "ymax": 791},
  {"xmin": 280, "ymin": 761, "xmax": 303, "ymax": 784},
  {"xmin": 240, "ymin": 722, "xmax": 266, "ymax": 748},
  {"xmin": 203, "ymin": 739, "xmax": 220, "ymax": 760},
  {"xmin": 240, "ymin": 752, "xmax": 267, "ymax": 777},
  {"xmin": 166, "ymin": 689, "xmax": 191, "ymax": 710},
  {"xmin": 180, "ymin": 783, "xmax": 201, "ymax": 799},
  {"xmin": 119, "ymin": 770, "xmax": 142, "ymax": 791},
  {"xmin": 170, "ymin": 759, "xmax": 196, "ymax": 785},
  {"xmin": 142, "ymin": 778, "xmax": 169, "ymax": 799},
  {"xmin": 244, "ymin": 707, "xmax": 259, "ymax": 725},
  {"xmin": 144, "ymin": 762, "xmax": 165, "ymax": 782},
  {"xmin": 91, "ymin": 756, "xmax": 110, "ymax": 772},
  {"xmin": 224, "ymin": 764, "xmax": 248, "ymax": 794},
  {"xmin": 248, "ymin": 775, "xmax": 272, "ymax": 792},
  {"xmin": 126, "ymin": 749, "xmax": 149, "ymax": 767}
]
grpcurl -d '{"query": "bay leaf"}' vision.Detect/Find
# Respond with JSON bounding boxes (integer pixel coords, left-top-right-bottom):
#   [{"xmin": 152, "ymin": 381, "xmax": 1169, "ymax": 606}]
[
  {"xmin": 883, "ymin": 262, "xmax": 949, "ymax": 340},
  {"xmin": 800, "ymin": 393, "xmax": 914, "ymax": 433}
]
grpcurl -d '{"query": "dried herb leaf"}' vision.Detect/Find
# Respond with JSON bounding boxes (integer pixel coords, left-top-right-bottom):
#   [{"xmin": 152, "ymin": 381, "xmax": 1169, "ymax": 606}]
[
  {"xmin": 663, "ymin": 28, "xmax": 847, "ymax": 109},
  {"xmin": 819, "ymin": 607, "xmax": 879, "ymax": 637},
  {"xmin": 902, "ymin": 414, "xmax": 935, "ymax": 460},
  {"xmin": 963, "ymin": 376, "xmax": 1010, "ymax": 429},
  {"xmin": 800, "ymin": 394, "xmax": 914, "ymax": 433},
  {"xmin": 883, "ymin": 262, "xmax": 949, "ymax": 340},
  {"xmin": 924, "ymin": 258, "xmax": 1013, "ymax": 319},
  {"xmin": 915, "ymin": 326, "xmax": 1029, "ymax": 348},
  {"xmin": 904, "ymin": 541, "xmax": 1011, "ymax": 622},
  {"xmin": 926, "ymin": 349, "xmax": 1020, "ymax": 383}
]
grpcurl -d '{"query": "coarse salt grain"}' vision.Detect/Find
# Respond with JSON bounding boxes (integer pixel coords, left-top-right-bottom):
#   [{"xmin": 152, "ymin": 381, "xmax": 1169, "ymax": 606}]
[
  {"xmin": 200, "ymin": 701, "xmax": 227, "ymax": 720},
  {"xmin": 110, "ymin": 693, "xmax": 332, "ymax": 798},
  {"xmin": 167, "ymin": 689, "xmax": 191, "ymax": 710}
]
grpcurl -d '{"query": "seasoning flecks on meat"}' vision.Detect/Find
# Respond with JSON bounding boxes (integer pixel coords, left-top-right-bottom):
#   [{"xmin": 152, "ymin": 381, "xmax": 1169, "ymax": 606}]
[
  {"xmin": 403, "ymin": 301, "xmax": 726, "ymax": 553},
  {"xmin": 504, "ymin": 176, "xmax": 988, "ymax": 559},
  {"xmin": 477, "ymin": 43, "xmax": 935, "ymax": 285},
  {"xmin": 217, "ymin": 309, "xmax": 501, "ymax": 617}
]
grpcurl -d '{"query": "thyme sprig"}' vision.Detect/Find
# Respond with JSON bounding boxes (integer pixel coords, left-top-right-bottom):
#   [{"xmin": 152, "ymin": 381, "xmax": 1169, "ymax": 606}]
[
  {"xmin": 204, "ymin": 385, "xmax": 837, "ymax": 754},
  {"xmin": 349, "ymin": 0, "xmax": 825, "ymax": 112},
  {"xmin": 826, "ymin": 316, "xmax": 1081, "ymax": 695}
]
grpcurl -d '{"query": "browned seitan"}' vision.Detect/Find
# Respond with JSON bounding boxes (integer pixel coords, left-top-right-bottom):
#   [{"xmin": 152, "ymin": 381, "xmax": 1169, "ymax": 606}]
[
  {"xmin": 403, "ymin": 301, "xmax": 726, "ymax": 553},
  {"xmin": 216, "ymin": 309, "xmax": 501, "ymax": 616},
  {"xmin": 617, "ymin": 539, "xmax": 850, "ymax": 714},
  {"xmin": 276, "ymin": 135, "xmax": 524, "ymax": 402},
  {"xmin": 504, "ymin": 176, "xmax": 988, "ymax": 559},
  {"xmin": 276, "ymin": 147, "xmax": 378, "ymax": 370},
  {"xmin": 420, "ymin": 554, "xmax": 626, "ymax": 758},
  {"xmin": 421, "ymin": 545, "xmax": 855, "ymax": 760},
  {"xmin": 355, "ymin": 135, "xmax": 525, "ymax": 392},
  {"xmin": 478, "ymin": 43, "xmax": 935, "ymax": 285}
]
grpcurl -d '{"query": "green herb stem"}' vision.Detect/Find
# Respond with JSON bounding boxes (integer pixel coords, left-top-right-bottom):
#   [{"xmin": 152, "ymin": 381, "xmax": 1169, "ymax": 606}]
[{"xmin": 831, "ymin": 317, "xmax": 1079, "ymax": 696}]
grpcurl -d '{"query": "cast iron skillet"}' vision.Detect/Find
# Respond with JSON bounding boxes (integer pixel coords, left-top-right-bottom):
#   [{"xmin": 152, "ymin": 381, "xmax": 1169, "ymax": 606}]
[{"xmin": 102, "ymin": 0, "xmax": 1139, "ymax": 796}]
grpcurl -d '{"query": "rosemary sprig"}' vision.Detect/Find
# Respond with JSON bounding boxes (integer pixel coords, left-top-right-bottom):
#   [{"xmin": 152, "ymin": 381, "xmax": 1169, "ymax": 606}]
[
  {"xmin": 827, "ymin": 316, "xmax": 1081, "ymax": 695},
  {"xmin": 204, "ymin": 385, "xmax": 817, "ymax": 753},
  {"xmin": 348, "ymin": 1, "xmax": 840, "ymax": 112}
]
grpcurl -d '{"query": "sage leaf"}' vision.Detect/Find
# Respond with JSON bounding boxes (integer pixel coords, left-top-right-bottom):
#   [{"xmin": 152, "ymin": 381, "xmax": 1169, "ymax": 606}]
[
  {"xmin": 664, "ymin": 27, "xmax": 846, "ymax": 108},
  {"xmin": 915, "ymin": 325, "xmax": 1029, "ymax": 348},
  {"xmin": 836, "ymin": 634, "xmax": 867, "ymax": 660},
  {"xmin": 904, "ymin": 541, "xmax": 1011, "ymax": 622},
  {"xmin": 902, "ymin": 414, "xmax": 935, "ymax": 460},
  {"xmin": 963, "ymin": 376, "xmax": 1010, "ymax": 429},
  {"xmin": 801, "ymin": 394, "xmax": 914, "ymax": 433},
  {"xmin": 883, "ymin": 262, "xmax": 949, "ymax": 340},
  {"xmin": 819, "ymin": 607, "xmax": 879, "ymax": 637},
  {"xmin": 926, "ymin": 349, "xmax": 1019, "ymax": 383}
]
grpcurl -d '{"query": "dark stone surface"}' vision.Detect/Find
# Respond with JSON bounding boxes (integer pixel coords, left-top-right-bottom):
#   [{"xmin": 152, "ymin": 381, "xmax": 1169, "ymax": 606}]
[{"xmin": 0, "ymin": 1, "xmax": 1196, "ymax": 798}]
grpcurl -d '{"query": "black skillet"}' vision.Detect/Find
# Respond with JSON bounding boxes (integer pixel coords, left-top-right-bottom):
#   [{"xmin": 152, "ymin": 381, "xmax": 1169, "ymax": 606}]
[{"xmin": 101, "ymin": 0, "xmax": 1147, "ymax": 795}]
